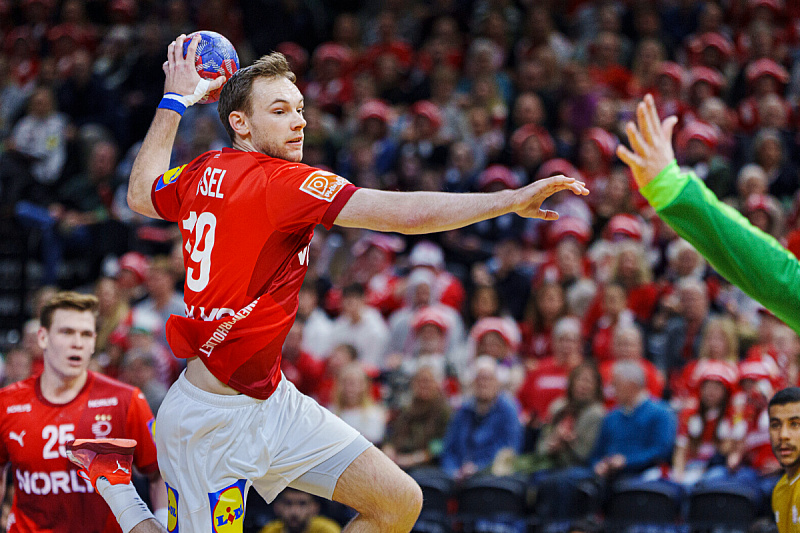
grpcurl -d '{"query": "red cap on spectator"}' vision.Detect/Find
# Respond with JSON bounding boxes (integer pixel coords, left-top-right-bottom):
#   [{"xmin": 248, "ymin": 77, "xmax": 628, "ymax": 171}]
[
  {"xmin": 411, "ymin": 307, "xmax": 450, "ymax": 333},
  {"xmin": 746, "ymin": 58, "xmax": 789, "ymax": 85},
  {"xmin": 47, "ymin": 24, "xmax": 78, "ymax": 43},
  {"xmin": 409, "ymin": 241, "xmax": 445, "ymax": 270},
  {"xmin": 109, "ymin": 0, "xmax": 136, "ymax": 20},
  {"xmin": 351, "ymin": 233, "xmax": 405, "ymax": 257},
  {"xmin": 510, "ymin": 124, "xmax": 555, "ymax": 159},
  {"xmin": 313, "ymin": 42, "xmax": 353, "ymax": 66},
  {"xmin": 689, "ymin": 66, "xmax": 725, "ymax": 91},
  {"xmin": 118, "ymin": 252, "xmax": 149, "ymax": 284},
  {"xmin": 4, "ymin": 27, "xmax": 35, "ymax": 53},
  {"xmin": 548, "ymin": 216, "xmax": 592, "ymax": 248},
  {"xmin": 738, "ymin": 358, "xmax": 774, "ymax": 382},
  {"xmin": 470, "ymin": 317, "xmax": 521, "ymax": 350},
  {"xmin": 535, "ymin": 158, "xmax": 584, "ymax": 182},
  {"xmin": 657, "ymin": 61, "xmax": 685, "ymax": 84},
  {"xmin": 410, "ymin": 100, "xmax": 442, "ymax": 131},
  {"xmin": 744, "ymin": 194, "xmax": 780, "ymax": 223},
  {"xmin": 677, "ymin": 121, "xmax": 720, "ymax": 150},
  {"xmin": 477, "ymin": 164, "xmax": 520, "ymax": 191},
  {"xmin": 276, "ymin": 42, "xmax": 309, "ymax": 73},
  {"xmin": 696, "ymin": 360, "xmax": 739, "ymax": 392},
  {"xmin": 583, "ymin": 127, "xmax": 619, "ymax": 163},
  {"xmin": 749, "ymin": 0, "xmax": 784, "ymax": 14},
  {"xmin": 358, "ymin": 99, "xmax": 392, "ymax": 124},
  {"xmin": 604, "ymin": 214, "xmax": 643, "ymax": 242},
  {"xmin": 689, "ymin": 32, "xmax": 734, "ymax": 59}
]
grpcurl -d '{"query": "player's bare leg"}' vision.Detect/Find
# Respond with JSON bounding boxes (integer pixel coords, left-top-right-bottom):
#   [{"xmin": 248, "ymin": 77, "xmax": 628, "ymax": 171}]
[
  {"xmin": 332, "ymin": 446, "xmax": 423, "ymax": 532},
  {"xmin": 66, "ymin": 439, "xmax": 168, "ymax": 533}
]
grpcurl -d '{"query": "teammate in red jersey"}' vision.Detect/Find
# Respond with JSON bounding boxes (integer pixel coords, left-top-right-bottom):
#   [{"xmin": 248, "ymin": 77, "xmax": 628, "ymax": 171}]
[
  {"xmin": 0, "ymin": 292, "xmax": 167, "ymax": 533},
  {"xmin": 113, "ymin": 34, "xmax": 588, "ymax": 533}
]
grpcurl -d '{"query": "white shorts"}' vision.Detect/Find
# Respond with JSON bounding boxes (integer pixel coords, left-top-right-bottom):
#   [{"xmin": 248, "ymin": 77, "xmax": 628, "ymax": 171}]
[{"xmin": 154, "ymin": 371, "xmax": 371, "ymax": 533}]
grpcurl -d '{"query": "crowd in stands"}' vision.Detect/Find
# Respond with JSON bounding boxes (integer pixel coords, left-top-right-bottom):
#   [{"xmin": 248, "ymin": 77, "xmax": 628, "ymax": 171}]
[{"xmin": 3, "ymin": 0, "xmax": 800, "ymax": 530}]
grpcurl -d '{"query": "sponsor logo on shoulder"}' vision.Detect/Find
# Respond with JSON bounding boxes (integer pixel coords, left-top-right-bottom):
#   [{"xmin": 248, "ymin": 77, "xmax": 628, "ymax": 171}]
[
  {"xmin": 299, "ymin": 170, "xmax": 348, "ymax": 202},
  {"xmin": 156, "ymin": 164, "xmax": 187, "ymax": 191},
  {"xmin": 87, "ymin": 397, "xmax": 118, "ymax": 408},
  {"xmin": 7, "ymin": 404, "xmax": 31, "ymax": 414}
]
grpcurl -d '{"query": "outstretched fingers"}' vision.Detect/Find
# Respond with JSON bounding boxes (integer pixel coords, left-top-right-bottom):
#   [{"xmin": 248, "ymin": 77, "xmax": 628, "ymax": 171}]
[
  {"xmin": 616, "ymin": 144, "xmax": 643, "ymax": 169},
  {"xmin": 661, "ymin": 115, "xmax": 679, "ymax": 143},
  {"xmin": 625, "ymin": 120, "xmax": 648, "ymax": 158}
]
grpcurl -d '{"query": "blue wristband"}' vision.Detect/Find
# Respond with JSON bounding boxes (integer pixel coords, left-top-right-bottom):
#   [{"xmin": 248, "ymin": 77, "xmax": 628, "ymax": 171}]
[{"xmin": 158, "ymin": 94, "xmax": 187, "ymax": 115}]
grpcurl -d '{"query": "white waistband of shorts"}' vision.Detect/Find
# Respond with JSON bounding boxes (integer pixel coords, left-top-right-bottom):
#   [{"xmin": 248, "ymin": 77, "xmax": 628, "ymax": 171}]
[{"xmin": 176, "ymin": 370, "xmax": 270, "ymax": 408}]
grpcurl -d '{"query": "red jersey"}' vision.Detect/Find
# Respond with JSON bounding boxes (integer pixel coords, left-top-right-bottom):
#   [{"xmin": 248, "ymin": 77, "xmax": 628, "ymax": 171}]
[
  {"xmin": 0, "ymin": 372, "xmax": 158, "ymax": 533},
  {"xmin": 517, "ymin": 357, "xmax": 574, "ymax": 421},
  {"xmin": 151, "ymin": 149, "xmax": 358, "ymax": 399}
]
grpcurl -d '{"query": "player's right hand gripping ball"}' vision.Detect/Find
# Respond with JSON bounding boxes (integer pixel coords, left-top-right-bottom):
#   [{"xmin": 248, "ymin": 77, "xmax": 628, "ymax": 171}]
[{"xmin": 182, "ymin": 30, "xmax": 240, "ymax": 104}]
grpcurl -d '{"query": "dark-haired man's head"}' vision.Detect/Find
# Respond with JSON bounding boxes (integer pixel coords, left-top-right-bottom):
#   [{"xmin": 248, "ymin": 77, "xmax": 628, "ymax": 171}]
[{"xmin": 769, "ymin": 387, "xmax": 800, "ymax": 477}]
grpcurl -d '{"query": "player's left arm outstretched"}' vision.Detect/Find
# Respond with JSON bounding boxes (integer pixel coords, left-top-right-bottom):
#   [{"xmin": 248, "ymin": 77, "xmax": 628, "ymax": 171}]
[
  {"xmin": 128, "ymin": 34, "xmax": 225, "ymax": 219},
  {"xmin": 618, "ymin": 94, "xmax": 800, "ymax": 332},
  {"xmin": 335, "ymin": 176, "xmax": 589, "ymax": 234}
]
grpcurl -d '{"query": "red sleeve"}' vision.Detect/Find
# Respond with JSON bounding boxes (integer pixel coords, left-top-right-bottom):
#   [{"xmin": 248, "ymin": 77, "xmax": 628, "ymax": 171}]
[
  {"xmin": 151, "ymin": 153, "xmax": 213, "ymax": 222},
  {"xmin": 125, "ymin": 389, "xmax": 159, "ymax": 475},
  {"xmin": 264, "ymin": 163, "xmax": 358, "ymax": 231}
]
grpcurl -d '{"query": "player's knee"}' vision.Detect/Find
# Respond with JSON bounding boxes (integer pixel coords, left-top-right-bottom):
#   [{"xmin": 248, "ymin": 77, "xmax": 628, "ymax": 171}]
[{"xmin": 385, "ymin": 475, "xmax": 423, "ymax": 529}]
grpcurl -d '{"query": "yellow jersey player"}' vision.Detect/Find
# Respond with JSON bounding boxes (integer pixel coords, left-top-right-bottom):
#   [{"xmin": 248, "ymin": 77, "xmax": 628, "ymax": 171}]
[{"xmin": 770, "ymin": 387, "xmax": 800, "ymax": 533}]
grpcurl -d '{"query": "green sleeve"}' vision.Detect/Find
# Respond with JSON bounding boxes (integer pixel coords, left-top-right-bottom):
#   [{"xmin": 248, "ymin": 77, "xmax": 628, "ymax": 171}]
[{"xmin": 640, "ymin": 160, "xmax": 800, "ymax": 333}]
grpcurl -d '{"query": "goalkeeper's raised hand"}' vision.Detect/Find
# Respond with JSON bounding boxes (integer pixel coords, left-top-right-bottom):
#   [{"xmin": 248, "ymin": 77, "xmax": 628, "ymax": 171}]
[{"xmin": 616, "ymin": 93, "xmax": 679, "ymax": 188}]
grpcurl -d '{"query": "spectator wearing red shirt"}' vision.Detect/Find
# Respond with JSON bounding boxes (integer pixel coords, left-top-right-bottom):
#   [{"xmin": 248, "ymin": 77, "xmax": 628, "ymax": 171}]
[
  {"xmin": 469, "ymin": 316, "xmax": 524, "ymax": 394},
  {"xmin": 588, "ymin": 283, "xmax": 635, "ymax": 365},
  {"xmin": 599, "ymin": 323, "xmax": 664, "ymax": 408},
  {"xmin": 408, "ymin": 241, "xmax": 466, "ymax": 313},
  {"xmin": 671, "ymin": 361, "xmax": 743, "ymax": 486},
  {"xmin": 734, "ymin": 358, "xmax": 781, "ymax": 476},
  {"xmin": 673, "ymin": 316, "xmax": 740, "ymax": 412},
  {"xmin": 518, "ymin": 317, "xmax": 585, "ymax": 425},
  {"xmin": 520, "ymin": 282, "xmax": 567, "ymax": 363},
  {"xmin": 738, "ymin": 59, "xmax": 789, "ymax": 133},
  {"xmin": 281, "ymin": 319, "xmax": 325, "ymax": 399},
  {"xmin": 610, "ymin": 239, "xmax": 661, "ymax": 323}
]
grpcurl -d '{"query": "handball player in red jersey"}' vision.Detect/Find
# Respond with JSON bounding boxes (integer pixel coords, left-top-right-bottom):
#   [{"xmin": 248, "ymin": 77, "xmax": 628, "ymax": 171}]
[
  {"xmin": 0, "ymin": 292, "xmax": 167, "ymax": 533},
  {"xmin": 81, "ymin": 34, "xmax": 588, "ymax": 533}
]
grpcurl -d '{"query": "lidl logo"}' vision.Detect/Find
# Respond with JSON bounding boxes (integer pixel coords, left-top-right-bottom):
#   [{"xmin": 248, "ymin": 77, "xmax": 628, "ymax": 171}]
[
  {"xmin": 166, "ymin": 483, "xmax": 179, "ymax": 533},
  {"xmin": 209, "ymin": 479, "xmax": 246, "ymax": 533},
  {"xmin": 156, "ymin": 164, "xmax": 187, "ymax": 191},
  {"xmin": 147, "ymin": 418, "xmax": 156, "ymax": 443}
]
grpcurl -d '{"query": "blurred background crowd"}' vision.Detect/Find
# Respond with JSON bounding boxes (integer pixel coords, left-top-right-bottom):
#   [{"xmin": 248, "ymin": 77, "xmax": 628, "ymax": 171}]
[{"xmin": 2, "ymin": 0, "xmax": 800, "ymax": 531}]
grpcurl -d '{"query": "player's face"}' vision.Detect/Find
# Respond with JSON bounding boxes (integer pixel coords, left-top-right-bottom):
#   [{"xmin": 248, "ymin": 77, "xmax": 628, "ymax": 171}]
[
  {"xmin": 38, "ymin": 309, "xmax": 96, "ymax": 382},
  {"xmin": 247, "ymin": 77, "xmax": 307, "ymax": 162},
  {"xmin": 769, "ymin": 402, "xmax": 800, "ymax": 475}
]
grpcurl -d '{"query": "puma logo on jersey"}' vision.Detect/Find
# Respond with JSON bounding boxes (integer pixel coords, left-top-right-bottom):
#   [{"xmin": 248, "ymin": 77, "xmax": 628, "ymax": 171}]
[
  {"xmin": 299, "ymin": 171, "xmax": 348, "ymax": 202},
  {"xmin": 9, "ymin": 430, "xmax": 25, "ymax": 447},
  {"xmin": 113, "ymin": 461, "xmax": 130, "ymax": 475}
]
